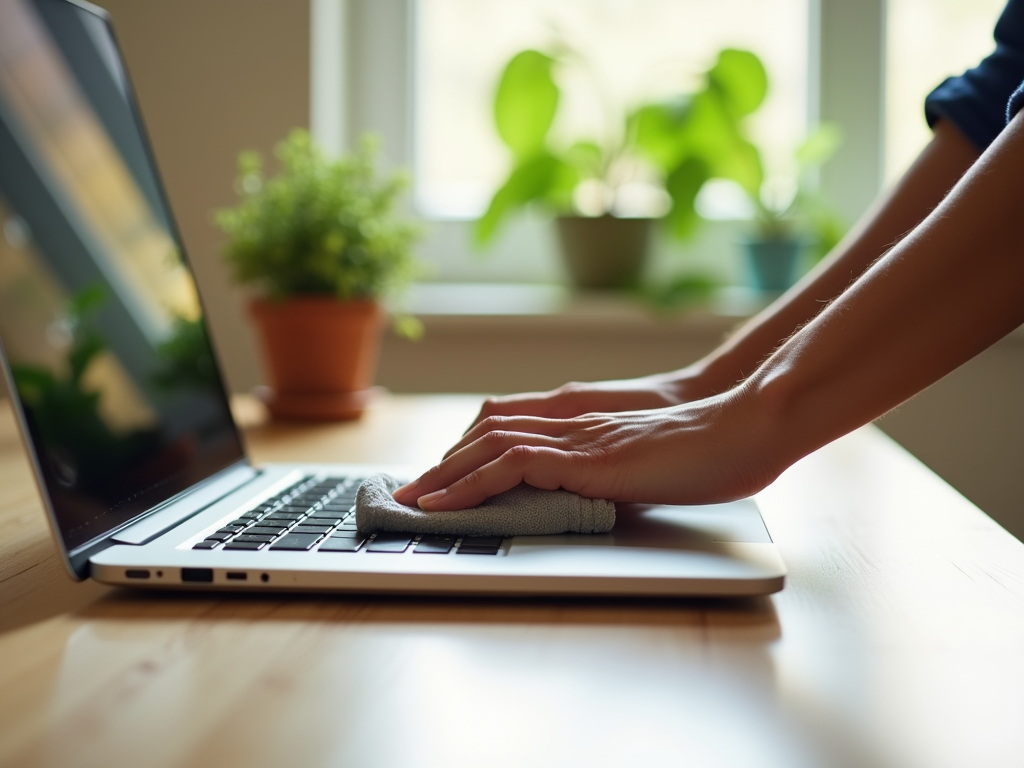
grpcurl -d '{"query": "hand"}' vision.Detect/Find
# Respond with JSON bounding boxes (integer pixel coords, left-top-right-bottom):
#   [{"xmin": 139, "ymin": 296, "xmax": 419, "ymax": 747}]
[
  {"xmin": 463, "ymin": 367, "xmax": 720, "ymax": 433},
  {"xmin": 392, "ymin": 388, "xmax": 779, "ymax": 511}
]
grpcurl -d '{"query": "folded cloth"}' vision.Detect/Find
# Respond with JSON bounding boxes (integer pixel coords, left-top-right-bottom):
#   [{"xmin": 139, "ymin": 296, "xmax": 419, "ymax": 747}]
[{"xmin": 355, "ymin": 473, "xmax": 616, "ymax": 537}]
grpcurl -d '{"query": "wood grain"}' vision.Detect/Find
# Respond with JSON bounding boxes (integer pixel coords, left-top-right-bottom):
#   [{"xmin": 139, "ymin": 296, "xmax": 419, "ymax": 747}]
[{"xmin": 1, "ymin": 395, "xmax": 1023, "ymax": 768}]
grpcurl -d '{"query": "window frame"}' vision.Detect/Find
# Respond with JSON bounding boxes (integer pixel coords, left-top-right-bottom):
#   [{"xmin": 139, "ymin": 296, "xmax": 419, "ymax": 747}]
[{"xmin": 311, "ymin": 0, "xmax": 887, "ymax": 285}]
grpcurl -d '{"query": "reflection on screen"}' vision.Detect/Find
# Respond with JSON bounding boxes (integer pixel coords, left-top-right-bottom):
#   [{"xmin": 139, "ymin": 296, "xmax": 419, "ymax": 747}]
[{"xmin": 0, "ymin": 0, "xmax": 244, "ymax": 553}]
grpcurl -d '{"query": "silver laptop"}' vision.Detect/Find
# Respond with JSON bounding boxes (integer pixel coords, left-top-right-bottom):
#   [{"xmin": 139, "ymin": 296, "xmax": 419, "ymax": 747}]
[{"xmin": 0, "ymin": 0, "xmax": 785, "ymax": 597}]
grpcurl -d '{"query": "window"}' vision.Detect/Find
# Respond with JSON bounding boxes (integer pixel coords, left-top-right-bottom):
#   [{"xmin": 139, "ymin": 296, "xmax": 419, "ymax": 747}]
[
  {"xmin": 885, "ymin": 0, "xmax": 1007, "ymax": 181},
  {"xmin": 415, "ymin": 0, "xmax": 808, "ymax": 220},
  {"xmin": 316, "ymin": 0, "xmax": 1013, "ymax": 286}
]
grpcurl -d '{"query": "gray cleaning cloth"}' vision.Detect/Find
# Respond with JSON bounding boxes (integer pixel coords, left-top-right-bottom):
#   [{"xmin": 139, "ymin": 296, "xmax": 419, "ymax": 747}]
[{"xmin": 356, "ymin": 473, "xmax": 616, "ymax": 537}]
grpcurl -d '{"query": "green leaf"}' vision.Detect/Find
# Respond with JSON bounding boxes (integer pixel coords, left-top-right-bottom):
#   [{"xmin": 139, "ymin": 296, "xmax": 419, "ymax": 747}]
[
  {"xmin": 474, "ymin": 153, "xmax": 575, "ymax": 244},
  {"xmin": 637, "ymin": 272, "xmax": 720, "ymax": 313},
  {"xmin": 664, "ymin": 156, "xmax": 710, "ymax": 240},
  {"xmin": 563, "ymin": 140, "xmax": 603, "ymax": 177},
  {"xmin": 708, "ymin": 49, "xmax": 767, "ymax": 118},
  {"xmin": 631, "ymin": 97, "xmax": 693, "ymax": 171},
  {"xmin": 67, "ymin": 283, "xmax": 105, "ymax": 322},
  {"xmin": 68, "ymin": 333, "xmax": 104, "ymax": 385},
  {"xmin": 796, "ymin": 123, "xmax": 842, "ymax": 169},
  {"xmin": 684, "ymin": 90, "xmax": 739, "ymax": 165},
  {"xmin": 494, "ymin": 50, "xmax": 559, "ymax": 160},
  {"xmin": 714, "ymin": 137, "xmax": 764, "ymax": 197}
]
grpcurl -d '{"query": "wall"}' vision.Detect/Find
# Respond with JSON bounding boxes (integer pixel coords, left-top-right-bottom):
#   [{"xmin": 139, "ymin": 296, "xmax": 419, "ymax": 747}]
[{"xmin": 96, "ymin": 0, "xmax": 309, "ymax": 394}]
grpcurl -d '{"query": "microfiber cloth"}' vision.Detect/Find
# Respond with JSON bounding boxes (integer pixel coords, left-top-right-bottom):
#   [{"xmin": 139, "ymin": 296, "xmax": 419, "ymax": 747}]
[{"xmin": 355, "ymin": 473, "xmax": 616, "ymax": 537}]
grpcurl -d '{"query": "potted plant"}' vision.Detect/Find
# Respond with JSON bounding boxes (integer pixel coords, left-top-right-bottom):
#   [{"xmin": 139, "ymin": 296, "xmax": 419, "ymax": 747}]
[
  {"xmin": 215, "ymin": 130, "xmax": 421, "ymax": 421},
  {"xmin": 477, "ymin": 45, "xmax": 770, "ymax": 290},
  {"xmin": 736, "ymin": 124, "xmax": 846, "ymax": 293}
]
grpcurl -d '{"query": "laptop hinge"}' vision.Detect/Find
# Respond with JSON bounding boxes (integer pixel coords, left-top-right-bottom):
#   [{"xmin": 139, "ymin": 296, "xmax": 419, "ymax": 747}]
[{"xmin": 110, "ymin": 463, "xmax": 259, "ymax": 545}]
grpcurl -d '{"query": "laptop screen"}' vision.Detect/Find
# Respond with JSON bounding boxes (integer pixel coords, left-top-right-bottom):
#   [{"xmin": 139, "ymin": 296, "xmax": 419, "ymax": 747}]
[{"xmin": 0, "ymin": 0, "xmax": 246, "ymax": 554}]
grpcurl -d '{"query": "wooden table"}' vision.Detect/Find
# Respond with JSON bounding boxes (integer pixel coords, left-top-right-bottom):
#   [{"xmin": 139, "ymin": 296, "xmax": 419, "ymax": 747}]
[{"xmin": 1, "ymin": 393, "xmax": 1023, "ymax": 768}]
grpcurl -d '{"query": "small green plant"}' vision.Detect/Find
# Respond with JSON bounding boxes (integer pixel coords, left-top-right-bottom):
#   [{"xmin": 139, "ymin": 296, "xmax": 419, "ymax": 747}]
[
  {"xmin": 745, "ymin": 123, "xmax": 846, "ymax": 261},
  {"xmin": 11, "ymin": 285, "xmax": 158, "ymax": 491},
  {"xmin": 152, "ymin": 316, "xmax": 219, "ymax": 392},
  {"xmin": 215, "ymin": 130, "xmax": 422, "ymax": 334},
  {"xmin": 478, "ymin": 46, "xmax": 769, "ymax": 244}
]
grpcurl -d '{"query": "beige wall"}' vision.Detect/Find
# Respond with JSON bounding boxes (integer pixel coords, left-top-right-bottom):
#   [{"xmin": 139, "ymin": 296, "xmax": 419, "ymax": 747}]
[{"xmin": 97, "ymin": 0, "xmax": 309, "ymax": 394}]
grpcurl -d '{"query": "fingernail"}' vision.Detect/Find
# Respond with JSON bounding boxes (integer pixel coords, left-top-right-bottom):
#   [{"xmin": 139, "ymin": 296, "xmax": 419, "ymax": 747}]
[
  {"xmin": 392, "ymin": 482, "xmax": 418, "ymax": 504},
  {"xmin": 417, "ymin": 488, "xmax": 447, "ymax": 511}
]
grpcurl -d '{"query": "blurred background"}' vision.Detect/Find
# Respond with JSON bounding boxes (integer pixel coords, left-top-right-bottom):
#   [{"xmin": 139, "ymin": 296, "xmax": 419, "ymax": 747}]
[{"xmin": 6, "ymin": 0, "xmax": 1021, "ymax": 538}]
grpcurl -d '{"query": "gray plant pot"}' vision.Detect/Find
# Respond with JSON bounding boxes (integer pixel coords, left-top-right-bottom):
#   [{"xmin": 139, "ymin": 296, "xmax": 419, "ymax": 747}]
[
  {"xmin": 742, "ymin": 237, "xmax": 808, "ymax": 293},
  {"xmin": 556, "ymin": 215, "xmax": 653, "ymax": 290}
]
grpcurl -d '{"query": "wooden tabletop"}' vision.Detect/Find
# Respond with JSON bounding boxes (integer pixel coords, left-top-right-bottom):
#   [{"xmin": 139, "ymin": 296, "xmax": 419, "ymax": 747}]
[{"xmin": 1, "ymin": 393, "xmax": 1023, "ymax": 768}]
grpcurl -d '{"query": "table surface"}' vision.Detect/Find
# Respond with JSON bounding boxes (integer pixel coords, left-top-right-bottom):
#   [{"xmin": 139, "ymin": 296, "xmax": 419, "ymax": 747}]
[{"xmin": 1, "ymin": 393, "xmax": 1023, "ymax": 768}]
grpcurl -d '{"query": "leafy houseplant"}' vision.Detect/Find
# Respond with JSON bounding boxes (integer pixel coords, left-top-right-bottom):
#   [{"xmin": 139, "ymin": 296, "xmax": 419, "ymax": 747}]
[
  {"xmin": 215, "ymin": 129, "xmax": 420, "ymax": 420},
  {"xmin": 738, "ymin": 124, "xmax": 846, "ymax": 292},
  {"xmin": 478, "ymin": 45, "xmax": 770, "ymax": 289}
]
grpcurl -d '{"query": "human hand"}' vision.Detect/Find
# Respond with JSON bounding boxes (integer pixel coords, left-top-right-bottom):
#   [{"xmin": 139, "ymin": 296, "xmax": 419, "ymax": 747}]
[
  {"xmin": 391, "ymin": 388, "xmax": 778, "ymax": 511},
  {"xmin": 464, "ymin": 368, "xmax": 719, "ymax": 432}
]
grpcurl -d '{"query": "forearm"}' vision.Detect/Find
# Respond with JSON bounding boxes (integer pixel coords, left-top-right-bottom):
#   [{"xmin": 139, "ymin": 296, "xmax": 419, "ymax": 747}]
[
  {"xmin": 689, "ymin": 120, "xmax": 980, "ymax": 396},
  {"xmin": 744, "ymin": 113, "xmax": 1024, "ymax": 475}
]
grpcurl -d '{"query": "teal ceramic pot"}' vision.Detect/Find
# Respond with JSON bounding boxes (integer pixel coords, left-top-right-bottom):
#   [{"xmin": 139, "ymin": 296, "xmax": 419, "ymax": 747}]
[
  {"xmin": 742, "ymin": 237, "xmax": 807, "ymax": 293},
  {"xmin": 556, "ymin": 215, "xmax": 653, "ymax": 290}
]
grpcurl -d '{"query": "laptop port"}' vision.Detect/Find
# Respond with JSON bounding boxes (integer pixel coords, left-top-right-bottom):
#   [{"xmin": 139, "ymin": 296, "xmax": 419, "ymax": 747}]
[
  {"xmin": 181, "ymin": 568, "xmax": 214, "ymax": 583},
  {"xmin": 125, "ymin": 569, "xmax": 150, "ymax": 579},
  {"xmin": 226, "ymin": 572, "xmax": 247, "ymax": 581}
]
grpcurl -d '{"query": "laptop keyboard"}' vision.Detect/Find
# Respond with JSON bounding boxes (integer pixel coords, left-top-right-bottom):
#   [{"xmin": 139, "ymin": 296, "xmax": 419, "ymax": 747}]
[{"xmin": 191, "ymin": 475, "xmax": 504, "ymax": 556}]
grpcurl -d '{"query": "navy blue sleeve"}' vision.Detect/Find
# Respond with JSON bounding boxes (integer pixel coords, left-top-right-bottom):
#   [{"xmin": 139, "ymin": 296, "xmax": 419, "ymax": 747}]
[
  {"xmin": 1009, "ymin": 80, "xmax": 1024, "ymax": 121},
  {"xmin": 925, "ymin": 0, "xmax": 1024, "ymax": 150}
]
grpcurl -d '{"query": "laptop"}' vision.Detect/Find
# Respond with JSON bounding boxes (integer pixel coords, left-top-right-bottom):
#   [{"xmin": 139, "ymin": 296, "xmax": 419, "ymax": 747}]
[{"xmin": 0, "ymin": 0, "xmax": 786, "ymax": 597}]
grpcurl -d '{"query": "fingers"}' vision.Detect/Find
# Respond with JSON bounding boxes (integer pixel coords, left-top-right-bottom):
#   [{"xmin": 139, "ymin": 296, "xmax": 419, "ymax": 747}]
[
  {"xmin": 394, "ymin": 428, "xmax": 563, "ymax": 505},
  {"xmin": 466, "ymin": 392, "xmax": 563, "ymax": 434},
  {"xmin": 445, "ymin": 413, "xmax": 572, "ymax": 460},
  {"xmin": 415, "ymin": 444, "xmax": 575, "ymax": 511}
]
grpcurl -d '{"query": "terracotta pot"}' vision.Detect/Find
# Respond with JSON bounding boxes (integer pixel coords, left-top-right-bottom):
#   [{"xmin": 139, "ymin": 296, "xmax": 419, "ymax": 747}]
[
  {"xmin": 250, "ymin": 296, "xmax": 384, "ymax": 421},
  {"xmin": 556, "ymin": 215, "xmax": 653, "ymax": 290}
]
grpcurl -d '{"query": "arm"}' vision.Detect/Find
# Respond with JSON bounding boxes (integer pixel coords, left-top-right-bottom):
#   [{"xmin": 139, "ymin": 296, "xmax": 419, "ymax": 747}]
[
  {"xmin": 468, "ymin": 120, "xmax": 980, "ymax": 423},
  {"xmin": 394, "ymin": 114, "xmax": 1024, "ymax": 511}
]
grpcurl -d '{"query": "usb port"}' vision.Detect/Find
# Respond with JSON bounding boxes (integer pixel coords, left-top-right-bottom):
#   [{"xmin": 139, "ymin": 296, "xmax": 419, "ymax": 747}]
[
  {"xmin": 125, "ymin": 569, "xmax": 150, "ymax": 579},
  {"xmin": 226, "ymin": 572, "xmax": 247, "ymax": 581},
  {"xmin": 181, "ymin": 567, "xmax": 213, "ymax": 583}
]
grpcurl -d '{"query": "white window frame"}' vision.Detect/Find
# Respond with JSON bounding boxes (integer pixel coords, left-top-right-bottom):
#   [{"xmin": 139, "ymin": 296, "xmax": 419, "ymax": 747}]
[{"xmin": 310, "ymin": 0, "xmax": 886, "ymax": 285}]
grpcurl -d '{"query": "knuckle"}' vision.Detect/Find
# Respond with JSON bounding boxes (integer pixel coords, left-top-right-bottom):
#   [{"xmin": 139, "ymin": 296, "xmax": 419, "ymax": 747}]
[
  {"xmin": 480, "ymin": 429, "xmax": 509, "ymax": 448},
  {"xmin": 461, "ymin": 469, "xmax": 483, "ymax": 489},
  {"xmin": 422, "ymin": 462, "xmax": 444, "ymax": 480},
  {"xmin": 505, "ymin": 444, "xmax": 537, "ymax": 464},
  {"xmin": 480, "ymin": 415, "xmax": 509, "ymax": 431}
]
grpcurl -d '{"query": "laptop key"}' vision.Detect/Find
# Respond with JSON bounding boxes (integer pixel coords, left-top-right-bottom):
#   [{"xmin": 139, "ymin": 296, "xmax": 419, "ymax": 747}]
[
  {"xmin": 456, "ymin": 546, "xmax": 501, "ymax": 555},
  {"xmin": 415, "ymin": 536, "xmax": 455, "ymax": 554},
  {"xmin": 233, "ymin": 534, "xmax": 276, "ymax": 544},
  {"xmin": 193, "ymin": 540, "xmax": 219, "ymax": 549},
  {"xmin": 265, "ymin": 512, "xmax": 304, "ymax": 521},
  {"xmin": 319, "ymin": 538, "xmax": 362, "ymax": 552},
  {"xmin": 292, "ymin": 524, "xmax": 333, "ymax": 534},
  {"xmin": 246, "ymin": 526, "xmax": 289, "ymax": 536},
  {"xmin": 270, "ymin": 533, "xmax": 323, "ymax": 551},
  {"xmin": 330, "ymin": 529, "xmax": 363, "ymax": 539},
  {"xmin": 224, "ymin": 540, "xmax": 265, "ymax": 550},
  {"xmin": 461, "ymin": 537, "xmax": 504, "ymax": 548},
  {"xmin": 366, "ymin": 534, "xmax": 412, "ymax": 553},
  {"xmin": 204, "ymin": 531, "xmax": 234, "ymax": 542}
]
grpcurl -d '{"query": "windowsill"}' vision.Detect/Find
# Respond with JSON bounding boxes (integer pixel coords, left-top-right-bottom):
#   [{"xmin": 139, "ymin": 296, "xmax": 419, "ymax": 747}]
[{"xmin": 401, "ymin": 282, "xmax": 769, "ymax": 336}]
